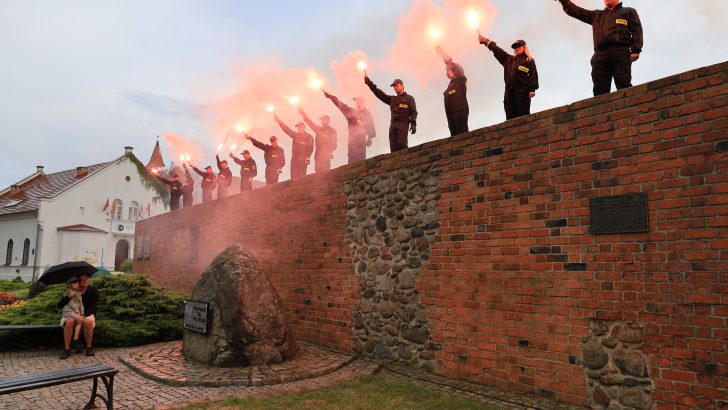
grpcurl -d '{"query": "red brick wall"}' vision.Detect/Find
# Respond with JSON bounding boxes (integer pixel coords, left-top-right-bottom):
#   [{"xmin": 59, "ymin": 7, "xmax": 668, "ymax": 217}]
[{"xmin": 135, "ymin": 61, "xmax": 728, "ymax": 408}]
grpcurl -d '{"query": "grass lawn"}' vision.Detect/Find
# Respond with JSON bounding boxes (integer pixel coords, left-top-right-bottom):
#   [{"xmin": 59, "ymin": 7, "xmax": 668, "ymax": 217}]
[{"xmin": 182, "ymin": 374, "xmax": 499, "ymax": 410}]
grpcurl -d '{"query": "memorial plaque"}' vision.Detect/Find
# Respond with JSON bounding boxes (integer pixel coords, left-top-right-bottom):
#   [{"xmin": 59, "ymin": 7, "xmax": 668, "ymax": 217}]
[
  {"xmin": 183, "ymin": 300, "xmax": 211, "ymax": 334},
  {"xmin": 589, "ymin": 193, "xmax": 648, "ymax": 234}
]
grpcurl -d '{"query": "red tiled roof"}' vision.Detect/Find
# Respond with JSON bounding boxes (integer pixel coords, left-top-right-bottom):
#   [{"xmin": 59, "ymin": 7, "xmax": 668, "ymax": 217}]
[
  {"xmin": 146, "ymin": 141, "xmax": 165, "ymax": 171},
  {"xmin": 0, "ymin": 162, "xmax": 110, "ymax": 216},
  {"xmin": 57, "ymin": 224, "xmax": 108, "ymax": 233}
]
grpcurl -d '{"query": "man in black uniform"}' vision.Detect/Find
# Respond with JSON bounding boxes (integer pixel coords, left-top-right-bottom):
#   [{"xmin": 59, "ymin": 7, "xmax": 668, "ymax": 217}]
[
  {"xmin": 436, "ymin": 45, "xmax": 469, "ymax": 136},
  {"xmin": 181, "ymin": 164, "xmax": 194, "ymax": 207},
  {"xmin": 230, "ymin": 150, "xmax": 257, "ymax": 192},
  {"xmin": 479, "ymin": 36, "xmax": 539, "ymax": 120},
  {"xmin": 364, "ymin": 76, "xmax": 417, "ymax": 152},
  {"xmin": 154, "ymin": 171, "xmax": 183, "ymax": 211},
  {"xmin": 191, "ymin": 164, "xmax": 217, "ymax": 203},
  {"xmin": 299, "ymin": 107, "xmax": 337, "ymax": 172},
  {"xmin": 323, "ymin": 91, "xmax": 375, "ymax": 163},
  {"xmin": 557, "ymin": 0, "xmax": 643, "ymax": 96},
  {"xmin": 246, "ymin": 134, "xmax": 285, "ymax": 185},
  {"xmin": 274, "ymin": 114, "xmax": 314, "ymax": 179},
  {"xmin": 215, "ymin": 154, "xmax": 233, "ymax": 198}
]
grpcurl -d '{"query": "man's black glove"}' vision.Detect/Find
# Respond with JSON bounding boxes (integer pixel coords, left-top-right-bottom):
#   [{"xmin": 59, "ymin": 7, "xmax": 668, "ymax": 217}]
[
  {"xmin": 410, "ymin": 123, "xmax": 417, "ymax": 134},
  {"xmin": 364, "ymin": 76, "xmax": 373, "ymax": 87}
]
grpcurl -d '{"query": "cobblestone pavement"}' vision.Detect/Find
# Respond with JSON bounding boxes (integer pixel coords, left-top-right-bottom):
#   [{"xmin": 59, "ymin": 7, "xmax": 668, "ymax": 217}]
[{"xmin": 0, "ymin": 344, "xmax": 586, "ymax": 410}]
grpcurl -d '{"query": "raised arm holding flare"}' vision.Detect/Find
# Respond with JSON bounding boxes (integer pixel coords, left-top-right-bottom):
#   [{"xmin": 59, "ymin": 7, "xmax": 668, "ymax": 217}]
[
  {"xmin": 479, "ymin": 35, "xmax": 539, "ymax": 120},
  {"xmin": 323, "ymin": 90, "xmax": 371, "ymax": 163},
  {"xmin": 299, "ymin": 107, "xmax": 337, "ymax": 172},
  {"xmin": 274, "ymin": 114, "xmax": 314, "ymax": 179},
  {"xmin": 246, "ymin": 134, "xmax": 285, "ymax": 185},
  {"xmin": 363, "ymin": 75, "xmax": 416, "ymax": 152},
  {"xmin": 230, "ymin": 150, "xmax": 257, "ymax": 192},
  {"xmin": 436, "ymin": 45, "xmax": 469, "ymax": 136}
]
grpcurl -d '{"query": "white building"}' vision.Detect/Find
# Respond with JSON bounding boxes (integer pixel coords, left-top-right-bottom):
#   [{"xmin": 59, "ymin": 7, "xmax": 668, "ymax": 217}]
[{"xmin": 0, "ymin": 146, "xmax": 168, "ymax": 281}]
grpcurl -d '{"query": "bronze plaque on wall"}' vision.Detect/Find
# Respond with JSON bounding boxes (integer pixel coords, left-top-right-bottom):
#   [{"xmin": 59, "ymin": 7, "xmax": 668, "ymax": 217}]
[{"xmin": 589, "ymin": 193, "xmax": 648, "ymax": 234}]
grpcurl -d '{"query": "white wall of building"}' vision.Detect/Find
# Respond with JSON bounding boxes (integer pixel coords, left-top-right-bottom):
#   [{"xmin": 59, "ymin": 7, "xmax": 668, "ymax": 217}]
[
  {"xmin": 33, "ymin": 156, "xmax": 166, "ymax": 278},
  {"xmin": 0, "ymin": 213, "xmax": 37, "ymax": 280}
]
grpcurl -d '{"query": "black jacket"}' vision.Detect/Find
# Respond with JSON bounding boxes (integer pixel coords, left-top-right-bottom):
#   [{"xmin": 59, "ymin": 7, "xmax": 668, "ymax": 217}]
[
  {"xmin": 192, "ymin": 166, "xmax": 217, "ymax": 191},
  {"xmin": 215, "ymin": 155, "xmax": 233, "ymax": 188},
  {"xmin": 485, "ymin": 41, "xmax": 539, "ymax": 92},
  {"xmin": 250, "ymin": 137, "xmax": 285, "ymax": 170},
  {"xmin": 277, "ymin": 121, "xmax": 314, "ymax": 163},
  {"xmin": 559, "ymin": 1, "xmax": 643, "ymax": 54},
  {"xmin": 57, "ymin": 285, "xmax": 99, "ymax": 316},
  {"xmin": 365, "ymin": 78, "xmax": 417, "ymax": 126},
  {"xmin": 182, "ymin": 168, "xmax": 194, "ymax": 206},
  {"xmin": 156, "ymin": 176, "xmax": 183, "ymax": 201},
  {"xmin": 443, "ymin": 59, "xmax": 469, "ymax": 113},
  {"xmin": 302, "ymin": 113, "xmax": 338, "ymax": 158},
  {"xmin": 327, "ymin": 95, "xmax": 374, "ymax": 138},
  {"xmin": 231, "ymin": 155, "xmax": 257, "ymax": 178}
]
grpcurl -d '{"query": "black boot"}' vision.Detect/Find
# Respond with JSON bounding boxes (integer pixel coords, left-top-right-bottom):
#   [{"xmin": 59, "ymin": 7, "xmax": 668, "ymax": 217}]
[{"xmin": 59, "ymin": 349, "xmax": 71, "ymax": 360}]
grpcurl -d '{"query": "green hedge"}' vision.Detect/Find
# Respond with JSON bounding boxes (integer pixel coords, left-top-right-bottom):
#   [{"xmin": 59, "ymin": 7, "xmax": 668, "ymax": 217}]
[{"xmin": 0, "ymin": 274, "xmax": 188, "ymax": 349}]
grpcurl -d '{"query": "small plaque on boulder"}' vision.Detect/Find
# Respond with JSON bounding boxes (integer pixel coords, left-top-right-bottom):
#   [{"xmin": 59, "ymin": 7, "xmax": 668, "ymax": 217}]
[
  {"xmin": 184, "ymin": 300, "xmax": 210, "ymax": 334},
  {"xmin": 589, "ymin": 193, "xmax": 648, "ymax": 234}
]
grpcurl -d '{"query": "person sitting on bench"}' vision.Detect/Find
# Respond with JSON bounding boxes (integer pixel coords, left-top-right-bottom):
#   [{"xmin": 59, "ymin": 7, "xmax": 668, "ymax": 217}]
[
  {"xmin": 57, "ymin": 272, "xmax": 99, "ymax": 358},
  {"xmin": 59, "ymin": 277, "xmax": 84, "ymax": 358}
]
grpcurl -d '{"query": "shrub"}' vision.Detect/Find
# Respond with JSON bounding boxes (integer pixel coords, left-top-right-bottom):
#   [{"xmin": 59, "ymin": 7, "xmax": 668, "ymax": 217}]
[
  {"xmin": 0, "ymin": 274, "xmax": 188, "ymax": 349},
  {"xmin": 0, "ymin": 278, "xmax": 29, "ymax": 292},
  {"xmin": 118, "ymin": 258, "xmax": 133, "ymax": 273}
]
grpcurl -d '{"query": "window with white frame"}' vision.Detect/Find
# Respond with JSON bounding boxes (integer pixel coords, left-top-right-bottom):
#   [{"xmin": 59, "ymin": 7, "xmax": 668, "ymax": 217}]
[
  {"xmin": 128, "ymin": 201, "xmax": 140, "ymax": 221},
  {"xmin": 21, "ymin": 239, "xmax": 30, "ymax": 266},
  {"xmin": 110, "ymin": 199, "xmax": 123, "ymax": 220},
  {"xmin": 5, "ymin": 239, "xmax": 12, "ymax": 265}
]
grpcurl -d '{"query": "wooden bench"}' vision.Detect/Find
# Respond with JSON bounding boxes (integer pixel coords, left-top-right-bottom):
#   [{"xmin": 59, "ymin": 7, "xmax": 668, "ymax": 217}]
[
  {"xmin": 0, "ymin": 364, "xmax": 118, "ymax": 409},
  {"xmin": 0, "ymin": 324, "xmax": 59, "ymax": 331}
]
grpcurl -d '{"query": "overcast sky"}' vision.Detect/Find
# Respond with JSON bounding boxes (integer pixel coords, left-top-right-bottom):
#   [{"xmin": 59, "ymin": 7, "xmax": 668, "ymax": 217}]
[{"xmin": 1, "ymin": 0, "xmax": 727, "ymax": 187}]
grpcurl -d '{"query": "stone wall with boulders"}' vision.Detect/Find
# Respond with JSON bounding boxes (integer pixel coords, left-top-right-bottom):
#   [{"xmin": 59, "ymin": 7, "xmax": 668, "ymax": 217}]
[
  {"xmin": 581, "ymin": 321, "xmax": 653, "ymax": 409},
  {"xmin": 344, "ymin": 164, "xmax": 441, "ymax": 370},
  {"xmin": 136, "ymin": 61, "xmax": 728, "ymax": 409}
]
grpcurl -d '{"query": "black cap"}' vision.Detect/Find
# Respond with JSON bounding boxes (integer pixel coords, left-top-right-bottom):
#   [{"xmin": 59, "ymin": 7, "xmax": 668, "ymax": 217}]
[
  {"xmin": 511, "ymin": 39, "xmax": 526, "ymax": 49},
  {"xmin": 295, "ymin": 122, "xmax": 305, "ymax": 127},
  {"xmin": 205, "ymin": 166, "xmax": 212, "ymax": 170},
  {"xmin": 390, "ymin": 79, "xmax": 403, "ymax": 87},
  {"xmin": 242, "ymin": 150, "xmax": 250, "ymax": 155},
  {"xmin": 270, "ymin": 136, "xmax": 277, "ymax": 141}
]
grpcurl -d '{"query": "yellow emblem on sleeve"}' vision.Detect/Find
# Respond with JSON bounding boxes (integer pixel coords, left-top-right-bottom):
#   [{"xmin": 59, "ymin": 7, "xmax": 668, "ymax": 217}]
[
  {"xmin": 616, "ymin": 18, "xmax": 628, "ymax": 25},
  {"xmin": 398, "ymin": 104, "xmax": 409, "ymax": 109},
  {"xmin": 518, "ymin": 65, "xmax": 530, "ymax": 73},
  {"xmin": 448, "ymin": 89, "xmax": 457, "ymax": 95}
]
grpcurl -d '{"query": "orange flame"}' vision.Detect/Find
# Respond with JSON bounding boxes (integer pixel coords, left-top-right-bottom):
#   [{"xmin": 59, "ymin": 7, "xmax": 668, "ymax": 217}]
[
  {"xmin": 230, "ymin": 143, "xmax": 237, "ymax": 151},
  {"xmin": 356, "ymin": 59, "xmax": 367, "ymax": 72},
  {"xmin": 235, "ymin": 124, "xmax": 245, "ymax": 133},
  {"xmin": 265, "ymin": 104, "xmax": 275, "ymax": 113},
  {"xmin": 288, "ymin": 95, "xmax": 300, "ymax": 105},
  {"xmin": 429, "ymin": 27, "xmax": 441, "ymax": 41},
  {"xmin": 217, "ymin": 143, "xmax": 223, "ymax": 152}
]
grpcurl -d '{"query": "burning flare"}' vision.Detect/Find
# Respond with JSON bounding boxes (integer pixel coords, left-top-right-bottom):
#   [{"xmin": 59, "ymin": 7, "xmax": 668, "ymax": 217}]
[
  {"xmin": 235, "ymin": 124, "xmax": 246, "ymax": 133},
  {"xmin": 429, "ymin": 27, "xmax": 441, "ymax": 41},
  {"xmin": 185, "ymin": 154, "xmax": 191, "ymax": 162},
  {"xmin": 288, "ymin": 95, "xmax": 300, "ymax": 106},
  {"xmin": 179, "ymin": 154, "xmax": 185, "ymax": 162},
  {"xmin": 230, "ymin": 144, "xmax": 237, "ymax": 151},
  {"xmin": 467, "ymin": 9, "xmax": 480, "ymax": 30},
  {"xmin": 217, "ymin": 143, "xmax": 224, "ymax": 152},
  {"xmin": 308, "ymin": 78, "xmax": 323, "ymax": 90},
  {"xmin": 356, "ymin": 59, "xmax": 367, "ymax": 72},
  {"xmin": 266, "ymin": 104, "xmax": 275, "ymax": 113}
]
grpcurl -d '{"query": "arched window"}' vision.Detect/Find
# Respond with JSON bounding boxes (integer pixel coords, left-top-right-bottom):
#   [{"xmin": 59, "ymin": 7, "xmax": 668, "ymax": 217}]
[
  {"xmin": 5, "ymin": 239, "xmax": 12, "ymax": 265},
  {"xmin": 110, "ymin": 199, "xmax": 123, "ymax": 220},
  {"xmin": 128, "ymin": 201, "xmax": 140, "ymax": 221},
  {"xmin": 21, "ymin": 239, "xmax": 30, "ymax": 266}
]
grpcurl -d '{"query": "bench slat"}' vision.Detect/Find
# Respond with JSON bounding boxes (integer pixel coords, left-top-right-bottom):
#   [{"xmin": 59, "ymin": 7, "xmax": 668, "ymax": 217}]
[{"xmin": 0, "ymin": 365, "xmax": 117, "ymax": 394}]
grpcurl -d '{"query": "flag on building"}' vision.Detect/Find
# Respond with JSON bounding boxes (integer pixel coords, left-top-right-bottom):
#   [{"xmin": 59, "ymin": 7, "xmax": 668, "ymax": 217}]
[{"xmin": 102, "ymin": 198, "xmax": 109, "ymax": 212}]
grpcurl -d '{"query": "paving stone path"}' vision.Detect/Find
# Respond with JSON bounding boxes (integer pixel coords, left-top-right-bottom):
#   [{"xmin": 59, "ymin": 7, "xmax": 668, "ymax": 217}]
[{"xmin": 0, "ymin": 343, "xmax": 585, "ymax": 410}]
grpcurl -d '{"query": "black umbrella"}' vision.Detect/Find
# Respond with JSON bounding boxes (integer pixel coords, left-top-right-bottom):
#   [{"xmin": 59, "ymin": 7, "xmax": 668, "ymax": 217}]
[{"xmin": 38, "ymin": 261, "xmax": 98, "ymax": 285}]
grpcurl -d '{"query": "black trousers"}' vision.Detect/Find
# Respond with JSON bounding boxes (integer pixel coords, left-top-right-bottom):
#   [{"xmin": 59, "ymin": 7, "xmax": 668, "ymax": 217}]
[
  {"xmin": 591, "ymin": 49, "xmax": 632, "ymax": 96},
  {"xmin": 315, "ymin": 152, "xmax": 332, "ymax": 172},
  {"xmin": 504, "ymin": 89, "xmax": 531, "ymax": 120},
  {"xmin": 240, "ymin": 177, "xmax": 252, "ymax": 192},
  {"xmin": 202, "ymin": 189, "xmax": 213, "ymax": 203},
  {"xmin": 348, "ymin": 133, "xmax": 366, "ymax": 164},
  {"xmin": 217, "ymin": 185, "xmax": 229, "ymax": 199},
  {"xmin": 446, "ymin": 111, "xmax": 469, "ymax": 136},
  {"xmin": 182, "ymin": 195, "xmax": 193, "ymax": 207},
  {"xmin": 169, "ymin": 195, "xmax": 180, "ymax": 211},
  {"xmin": 389, "ymin": 121, "xmax": 409, "ymax": 152},
  {"xmin": 265, "ymin": 168, "xmax": 280, "ymax": 185},
  {"xmin": 290, "ymin": 158, "xmax": 308, "ymax": 179}
]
